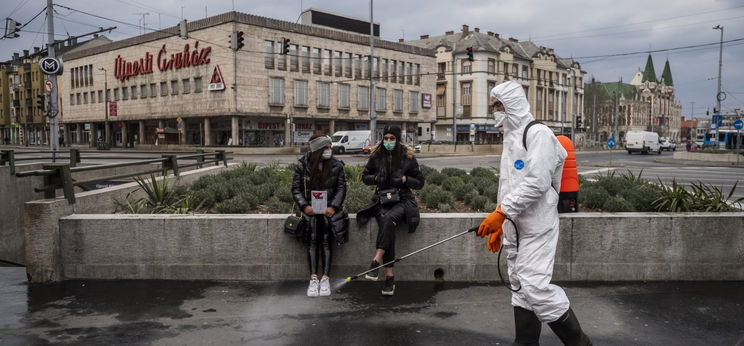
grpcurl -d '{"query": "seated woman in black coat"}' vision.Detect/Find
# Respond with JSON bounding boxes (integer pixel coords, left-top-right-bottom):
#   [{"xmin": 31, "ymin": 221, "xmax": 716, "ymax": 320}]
[
  {"xmin": 292, "ymin": 134, "xmax": 347, "ymax": 297},
  {"xmin": 358, "ymin": 126, "xmax": 425, "ymax": 296}
]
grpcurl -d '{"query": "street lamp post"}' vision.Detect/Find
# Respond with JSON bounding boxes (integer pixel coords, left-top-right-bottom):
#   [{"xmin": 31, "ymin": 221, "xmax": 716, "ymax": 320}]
[
  {"xmin": 99, "ymin": 67, "xmax": 109, "ymax": 146},
  {"xmin": 713, "ymin": 25, "xmax": 724, "ymax": 148}
]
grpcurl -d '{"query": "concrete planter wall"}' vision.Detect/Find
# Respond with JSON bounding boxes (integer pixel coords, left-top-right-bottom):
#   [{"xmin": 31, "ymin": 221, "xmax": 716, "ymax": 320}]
[
  {"xmin": 673, "ymin": 151, "xmax": 742, "ymax": 164},
  {"xmin": 56, "ymin": 213, "xmax": 744, "ymax": 282}
]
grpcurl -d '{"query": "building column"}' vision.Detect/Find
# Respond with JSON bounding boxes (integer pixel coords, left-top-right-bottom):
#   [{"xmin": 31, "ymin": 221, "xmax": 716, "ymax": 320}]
[
  {"xmin": 89, "ymin": 123, "xmax": 97, "ymax": 146},
  {"xmin": 204, "ymin": 118, "xmax": 212, "ymax": 146},
  {"xmin": 138, "ymin": 120, "xmax": 145, "ymax": 145},
  {"xmin": 76, "ymin": 123, "xmax": 83, "ymax": 144},
  {"xmin": 231, "ymin": 116, "xmax": 239, "ymax": 146},
  {"xmin": 121, "ymin": 122, "xmax": 128, "ymax": 148},
  {"xmin": 284, "ymin": 118, "xmax": 291, "ymax": 147},
  {"xmin": 329, "ymin": 120, "xmax": 336, "ymax": 135}
]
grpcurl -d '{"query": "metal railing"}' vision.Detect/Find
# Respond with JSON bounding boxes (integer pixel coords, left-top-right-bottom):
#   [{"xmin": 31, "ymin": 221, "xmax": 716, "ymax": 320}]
[{"xmin": 5, "ymin": 149, "xmax": 230, "ymax": 204}]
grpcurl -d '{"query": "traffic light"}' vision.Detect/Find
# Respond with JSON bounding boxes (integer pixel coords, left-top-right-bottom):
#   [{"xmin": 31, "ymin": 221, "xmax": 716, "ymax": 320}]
[
  {"xmin": 179, "ymin": 19, "xmax": 188, "ymax": 40},
  {"xmin": 466, "ymin": 47, "xmax": 474, "ymax": 61},
  {"xmin": 4, "ymin": 18, "xmax": 20, "ymax": 39},
  {"xmin": 36, "ymin": 94, "xmax": 46, "ymax": 111},
  {"xmin": 236, "ymin": 31, "xmax": 244, "ymax": 51},
  {"xmin": 229, "ymin": 32, "xmax": 237, "ymax": 51},
  {"xmin": 281, "ymin": 37, "xmax": 290, "ymax": 55},
  {"xmin": 576, "ymin": 115, "xmax": 582, "ymax": 129}
]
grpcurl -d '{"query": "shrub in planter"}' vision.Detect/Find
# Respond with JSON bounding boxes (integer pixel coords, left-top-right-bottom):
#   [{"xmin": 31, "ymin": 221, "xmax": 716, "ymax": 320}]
[
  {"xmin": 602, "ymin": 196, "xmax": 635, "ymax": 212},
  {"xmin": 267, "ymin": 196, "xmax": 294, "ymax": 214},
  {"xmin": 252, "ymin": 183, "xmax": 278, "ymax": 202},
  {"xmin": 344, "ymin": 165, "xmax": 365, "ymax": 183},
  {"xmin": 464, "ymin": 190, "xmax": 480, "ymax": 206},
  {"xmin": 420, "ymin": 165, "xmax": 438, "ymax": 178},
  {"xmin": 276, "ymin": 186, "xmax": 295, "ymax": 204},
  {"xmin": 484, "ymin": 202, "xmax": 498, "ymax": 212},
  {"xmin": 620, "ymin": 183, "xmax": 664, "ymax": 212},
  {"xmin": 470, "ymin": 177, "xmax": 493, "ymax": 194},
  {"xmin": 442, "ymin": 176, "xmax": 465, "ymax": 191},
  {"xmin": 454, "ymin": 183, "xmax": 478, "ymax": 201},
  {"xmin": 579, "ymin": 185, "xmax": 609, "ymax": 209},
  {"xmin": 437, "ymin": 203, "xmax": 452, "ymax": 212},
  {"xmin": 595, "ymin": 174, "xmax": 633, "ymax": 195},
  {"xmin": 345, "ymin": 182, "xmax": 375, "ymax": 213},
  {"xmin": 483, "ymin": 185, "xmax": 500, "ymax": 203},
  {"xmin": 470, "ymin": 167, "xmax": 497, "ymax": 180},
  {"xmin": 421, "ymin": 186, "xmax": 453, "ymax": 208},
  {"xmin": 468, "ymin": 195, "xmax": 490, "ymax": 211},
  {"xmin": 215, "ymin": 194, "xmax": 258, "ymax": 213},
  {"xmin": 441, "ymin": 167, "xmax": 467, "ymax": 178},
  {"xmin": 426, "ymin": 171, "xmax": 447, "ymax": 186}
]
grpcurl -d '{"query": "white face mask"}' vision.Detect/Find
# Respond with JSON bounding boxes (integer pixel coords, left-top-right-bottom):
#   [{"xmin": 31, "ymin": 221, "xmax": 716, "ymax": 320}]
[
  {"xmin": 322, "ymin": 150, "xmax": 332, "ymax": 160},
  {"xmin": 493, "ymin": 111, "xmax": 507, "ymax": 127}
]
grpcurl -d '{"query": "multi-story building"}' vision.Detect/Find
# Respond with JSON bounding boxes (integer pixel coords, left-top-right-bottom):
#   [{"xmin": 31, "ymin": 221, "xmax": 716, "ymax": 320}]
[
  {"xmin": 585, "ymin": 55, "xmax": 682, "ymax": 142},
  {"xmin": 406, "ymin": 25, "xmax": 586, "ymax": 144},
  {"xmin": 58, "ymin": 10, "xmax": 436, "ymax": 147}
]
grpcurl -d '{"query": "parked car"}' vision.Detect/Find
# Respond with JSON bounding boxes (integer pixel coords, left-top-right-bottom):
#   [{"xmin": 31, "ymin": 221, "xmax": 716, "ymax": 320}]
[
  {"xmin": 413, "ymin": 144, "xmax": 422, "ymax": 153},
  {"xmin": 625, "ymin": 130, "xmax": 661, "ymax": 155},
  {"xmin": 660, "ymin": 138, "xmax": 676, "ymax": 151}
]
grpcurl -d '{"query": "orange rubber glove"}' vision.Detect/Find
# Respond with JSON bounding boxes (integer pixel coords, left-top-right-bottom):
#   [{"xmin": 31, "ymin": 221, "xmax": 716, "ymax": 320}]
[
  {"xmin": 477, "ymin": 205, "xmax": 506, "ymax": 238},
  {"xmin": 487, "ymin": 232, "xmax": 502, "ymax": 253}
]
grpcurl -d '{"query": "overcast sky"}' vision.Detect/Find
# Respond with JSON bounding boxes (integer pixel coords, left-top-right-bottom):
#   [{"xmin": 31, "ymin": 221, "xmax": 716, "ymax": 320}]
[{"xmin": 2, "ymin": 0, "xmax": 743, "ymax": 119}]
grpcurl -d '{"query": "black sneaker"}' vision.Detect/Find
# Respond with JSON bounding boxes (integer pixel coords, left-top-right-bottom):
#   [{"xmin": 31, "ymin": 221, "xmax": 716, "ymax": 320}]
[
  {"xmin": 365, "ymin": 261, "xmax": 380, "ymax": 281},
  {"xmin": 381, "ymin": 276, "xmax": 395, "ymax": 296}
]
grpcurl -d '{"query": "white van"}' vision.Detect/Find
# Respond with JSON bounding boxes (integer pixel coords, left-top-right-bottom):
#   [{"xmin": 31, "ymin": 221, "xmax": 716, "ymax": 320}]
[
  {"xmin": 625, "ymin": 131, "xmax": 661, "ymax": 155},
  {"xmin": 331, "ymin": 130, "xmax": 371, "ymax": 154}
]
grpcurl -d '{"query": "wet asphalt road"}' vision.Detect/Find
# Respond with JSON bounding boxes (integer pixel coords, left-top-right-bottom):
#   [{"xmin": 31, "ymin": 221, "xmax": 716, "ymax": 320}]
[{"xmin": 2, "ymin": 268, "xmax": 743, "ymax": 345}]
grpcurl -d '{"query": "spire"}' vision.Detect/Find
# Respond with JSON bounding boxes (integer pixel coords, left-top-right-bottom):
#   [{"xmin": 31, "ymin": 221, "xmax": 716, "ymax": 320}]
[
  {"xmin": 641, "ymin": 54, "xmax": 657, "ymax": 83},
  {"xmin": 661, "ymin": 59, "xmax": 673, "ymax": 86}
]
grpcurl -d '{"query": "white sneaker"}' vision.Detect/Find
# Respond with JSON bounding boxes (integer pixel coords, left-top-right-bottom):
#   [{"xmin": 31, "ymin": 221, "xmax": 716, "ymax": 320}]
[
  {"xmin": 307, "ymin": 279, "xmax": 319, "ymax": 297},
  {"xmin": 319, "ymin": 277, "xmax": 331, "ymax": 296}
]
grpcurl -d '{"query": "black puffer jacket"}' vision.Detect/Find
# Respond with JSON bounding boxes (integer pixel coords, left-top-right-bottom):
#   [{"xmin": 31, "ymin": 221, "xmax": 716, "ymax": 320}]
[
  {"xmin": 292, "ymin": 153, "xmax": 348, "ymax": 242},
  {"xmin": 357, "ymin": 144, "xmax": 425, "ymax": 232}
]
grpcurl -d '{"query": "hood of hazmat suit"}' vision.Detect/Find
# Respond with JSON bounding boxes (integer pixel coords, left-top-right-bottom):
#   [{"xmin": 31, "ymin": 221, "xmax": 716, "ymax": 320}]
[{"xmin": 489, "ymin": 81, "xmax": 570, "ymax": 323}]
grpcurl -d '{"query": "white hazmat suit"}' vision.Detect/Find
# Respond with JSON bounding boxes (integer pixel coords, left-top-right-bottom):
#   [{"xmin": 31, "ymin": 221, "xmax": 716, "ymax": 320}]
[{"xmin": 490, "ymin": 81, "xmax": 570, "ymax": 323}]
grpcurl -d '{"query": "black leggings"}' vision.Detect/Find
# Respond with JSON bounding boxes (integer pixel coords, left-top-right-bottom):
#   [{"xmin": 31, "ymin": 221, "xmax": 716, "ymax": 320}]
[
  {"xmin": 308, "ymin": 215, "xmax": 332, "ymax": 277},
  {"xmin": 375, "ymin": 202, "xmax": 406, "ymax": 268}
]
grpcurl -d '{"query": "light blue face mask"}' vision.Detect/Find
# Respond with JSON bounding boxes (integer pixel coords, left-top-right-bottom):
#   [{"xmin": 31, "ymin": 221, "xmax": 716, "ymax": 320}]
[{"xmin": 383, "ymin": 141, "xmax": 396, "ymax": 151}]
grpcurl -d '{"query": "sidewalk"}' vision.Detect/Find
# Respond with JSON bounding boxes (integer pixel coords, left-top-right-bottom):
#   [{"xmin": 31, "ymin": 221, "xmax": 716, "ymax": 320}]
[{"xmin": 1, "ymin": 267, "xmax": 742, "ymax": 345}]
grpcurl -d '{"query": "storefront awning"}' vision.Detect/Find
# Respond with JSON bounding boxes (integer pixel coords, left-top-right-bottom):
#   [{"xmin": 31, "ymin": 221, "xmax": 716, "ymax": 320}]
[{"xmin": 436, "ymin": 84, "xmax": 446, "ymax": 95}]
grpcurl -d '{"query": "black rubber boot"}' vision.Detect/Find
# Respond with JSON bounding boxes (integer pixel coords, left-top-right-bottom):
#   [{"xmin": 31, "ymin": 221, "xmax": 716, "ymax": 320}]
[
  {"xmin": 512, "ymin": 306, "xmax": 541, "ymax": 346},
  {"xmin": 547, "ymin": 308, "xmax": 592, "ymax": 346}
]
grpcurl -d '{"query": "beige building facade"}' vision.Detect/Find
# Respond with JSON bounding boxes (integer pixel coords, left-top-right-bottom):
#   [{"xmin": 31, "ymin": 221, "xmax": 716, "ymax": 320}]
[
  {"xmin": 406, "ymin": 25, "xmax": 586, "ymax": 144},
  {"xmin": 59, "ymin": 11, "xmax": 436, "ymax": 147}
]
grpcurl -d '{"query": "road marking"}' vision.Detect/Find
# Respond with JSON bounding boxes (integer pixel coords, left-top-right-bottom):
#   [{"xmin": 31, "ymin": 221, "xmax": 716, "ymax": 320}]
[{"xmin": 580, "ymin": 168, "xmax": 614, "ymax": 176}]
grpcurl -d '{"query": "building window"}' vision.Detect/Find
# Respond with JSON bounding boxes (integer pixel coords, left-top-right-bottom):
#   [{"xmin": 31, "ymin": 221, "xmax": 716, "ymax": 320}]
[
  {"xmin": 289, "ymin": 44, "xmax": 299, "ymax": 72},
  {"xmin": 70, "ymin": 94, "xmax": 74, "ymax": 106},
  {"xmin": 345, "ymin": 53, "xmax": 353, "ymax": 78},
  {"xmin": 160, "ymin": 82, "xmax": 168, "ymax": 96},
  {"xmin": 90, "ymin": 91, "xmax": 96, "ymax": 103},
  {"xmin": 150, "ymin": 83, "xmax": 157, "ymax": 97},
  {"xmin": 339, "ymin": 84, "xmax": 350, "ymax": 109},
  {"xmin": 294, "ymin": 80, "xmax": 308, "ymax": 107},
  {"xmin": 393, "ymin": 61, "xmax": 399, "ymax": 81},
  {"xmin": 415, "ymin": 64, "xmax": 421, "ymax": 85},
  {"xmin": 362, "ymin": 56, "xmax": 369, "ymax": 79},
  {"xmin": 182, "ymin": 79, "xmax": 190, "ymax": 94},
  {"xmin": 522, "ymin": 65, "xmax": 529, "ymax": 79},
  {"xmin": 301, "ymin": 46, "xmax": 310, "ymax": 73},
  {"xmin": 436, "ymin": 84, "xmax": 446, "ymax": 118},
  {"xmin": 488, "ymin": 59, "xmax": 496, "ymax": 74},
  {"xmin": 106, "ymin": 89, "xmax": 111, "ymax": 102},
  {"xmin": 512, "ymin": 64, "xmax": 519, "ymax": 77},
  {"xmin": 140, "ymin": 85, "xmax": 147, "ymax": 99},
  {"xmin": 317, "ymin": 81, "xmax": 330, "ymax": 108},
  {"xmin": 334, "ymin": 51, "xmax": 342, "ymax": 77},
  {"xmin": 461, "ymin": 82, "xmax": 471, "ymax": 116},
  {"xmin": 312, "ymin": 48, "xmax": 321, "ymax": 74},
  {"xmin": 393, "ymin": 89, "xmax": 403, "ymax": 112},
  {"xmin": 131, "ymin": 86, "xmax": 138, "ymax": 100},
  {"xmin": 381, "ymin": 58, "xmax": 388, "ymax": 82},
  {"xmin": 98, "ymin": 90, "xmax": 103, "ymax": 103},
  {"xmin": 323, "ymin": 49, "xmax": 332, "ymax": 76},
  {"xmin": 487, "ymin": 81, "xmax": 496, "ymax": 112},
  {"xmin": 372, "ymin": 57, "xmax": 378, "ymax": 80},
  {"xmin": 354, "ymin": 54, "xmax": 362, "ymax": 79},
  {"xmin": 77, "ymin": 93, "xmax": 82, "ymax": 104},
  {"xmin": 399, "ymin": 62, "xmax": 405, "ymax": 84},
  {"xmin": 358, "ymin": 86, "xmax": 369, "ymax": 110},
  {"xmin": 409, "ymin": 91, "xmax": 419, "ymax": 113},
  {"xmin": 122, "ymin": 87, "xmax": 129, "ymax": 100},
  {"xmin": 269, "ymin": 77, "xmax": 284, "ymax": 105},
  {"xmin": 171, "ymin": 80, "xmax": 179, "ymax": 95},
  {"xmin": 462, "ymin": 60, "xmax": 472, "ymax": 74},
  {"xmin": 83, "ymin": 92, "xmax": 89, "ymax": 104},
  {"xmin": 193, "ymin": 77, "xmax": 202, "ymax": 93},
  {"xmin": 114, "ymin": 88, "xmax": 120, "ymax": 101},
  {"xmin": 536, "ymin": 87, "xmax": 543, "ymax": 115},
  {"xmin": 277, "ymin": 41, "xmax": 287, "ymax": 71},
  {"xmin": 70, "ymin": 68, "xmax": 75, "ymax": 89},
  {"xmin": 376, "ymin": 87, "xmax": 387, "ymax": 111},
  {"xmin": 264, "ymin": 40, "xmax": 274, "ymax": 69}
]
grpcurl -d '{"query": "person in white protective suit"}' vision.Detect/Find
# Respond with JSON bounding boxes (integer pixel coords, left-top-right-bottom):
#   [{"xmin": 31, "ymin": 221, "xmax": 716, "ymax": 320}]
[{"xmin": 477, "ymin": 81, "xmax": 592, "ymax": 346}]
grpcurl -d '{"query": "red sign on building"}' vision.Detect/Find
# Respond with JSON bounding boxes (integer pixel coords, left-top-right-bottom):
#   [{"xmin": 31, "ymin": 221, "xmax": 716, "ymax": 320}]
[
  {"xmin": 114, "ymin": 41, "xmax": 212, "ymax": 82},
  {"xmin": 109, "ymin": 102, "xmax": 118, "ymax": 117}
]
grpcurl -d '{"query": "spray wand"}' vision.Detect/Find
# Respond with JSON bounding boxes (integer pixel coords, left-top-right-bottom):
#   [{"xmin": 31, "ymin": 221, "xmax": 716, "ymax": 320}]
[{"xmin": 345, "ymin": 226, "xmax": 479, "ymax": 282}]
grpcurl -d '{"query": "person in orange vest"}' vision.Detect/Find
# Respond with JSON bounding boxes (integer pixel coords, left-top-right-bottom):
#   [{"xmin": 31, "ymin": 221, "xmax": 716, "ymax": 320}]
[{"xmin": 556, "ymin": 136, "xmax": 579, "ymax": 213}]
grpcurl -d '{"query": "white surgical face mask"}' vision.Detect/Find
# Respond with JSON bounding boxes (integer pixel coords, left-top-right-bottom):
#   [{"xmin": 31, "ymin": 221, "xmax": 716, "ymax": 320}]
[
  {"xmin": 322, "ymin": 150, "xmax": 332, "ymax": 160},
  {"xmin": 493, "ymin": 111, "xmax": 507, "ymax": 127}
]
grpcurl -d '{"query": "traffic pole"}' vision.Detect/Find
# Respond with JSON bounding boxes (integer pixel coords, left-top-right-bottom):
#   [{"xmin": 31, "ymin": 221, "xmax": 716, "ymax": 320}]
[{"xmin": 46, "ymin": 0, "xmax": 59, "ymax": 159}]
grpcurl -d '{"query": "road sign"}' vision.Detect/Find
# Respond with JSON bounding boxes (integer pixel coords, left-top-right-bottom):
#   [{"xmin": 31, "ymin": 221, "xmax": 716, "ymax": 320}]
[
  {"xmin": 734, "ymin": 119, "xmax": 743, "ymax": 130},
  {"xmin": 177, "ymin": 117, "xmax": 183, "ymax": 123},
  {"xmin": 208, "ymin": 65, "xmax": 225, "ymax": 91},
  {"xmin": 455, "ymin": 105, "xmax": 463, "ymax": 117},
  {"xmin": 44, "ymin": 79, "xmax": 54, "ymax": 93},
  {"xmin": 39, "ymin": 57, "xmax": 63, "ymax": 75},
  {"xmin": 109, "ymin": 102, "xmax": 117, "ymax": 117},
  {"xmin": 607, "ymin": 137, "xmax": 616, "ymax": 149}
]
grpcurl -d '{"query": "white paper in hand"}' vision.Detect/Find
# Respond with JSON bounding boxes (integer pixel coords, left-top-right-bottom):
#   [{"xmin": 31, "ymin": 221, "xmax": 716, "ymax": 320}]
[{"xmin": 311, "ymin": 190, "xmax": 327, "ymax": 214}]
